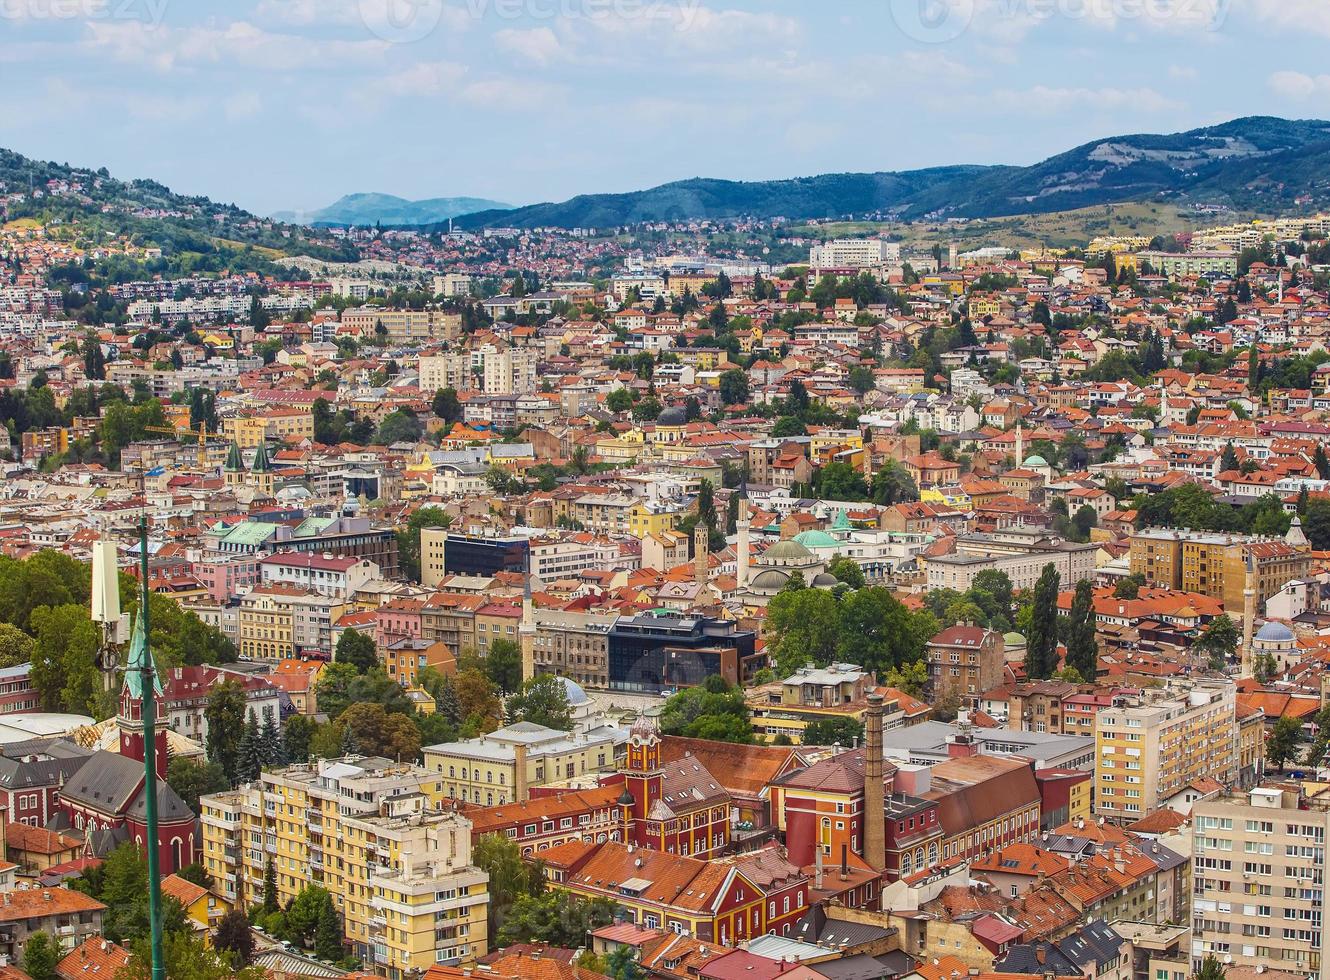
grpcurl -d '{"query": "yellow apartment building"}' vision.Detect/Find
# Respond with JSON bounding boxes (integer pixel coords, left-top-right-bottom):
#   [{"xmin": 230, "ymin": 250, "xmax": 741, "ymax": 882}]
[
  {"xmin": 200, "ymin": 757, "xmax": 488, "ymax": 978},
  {"xmin": 1094, "ymin": 680, "xmax": 1239, "ymax": 824}
]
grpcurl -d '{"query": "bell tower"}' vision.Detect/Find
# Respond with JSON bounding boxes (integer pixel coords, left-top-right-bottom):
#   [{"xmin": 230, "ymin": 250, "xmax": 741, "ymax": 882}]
[{"xmin": 120, "ymin": 605, "xmax": 168, "ymax": 778}]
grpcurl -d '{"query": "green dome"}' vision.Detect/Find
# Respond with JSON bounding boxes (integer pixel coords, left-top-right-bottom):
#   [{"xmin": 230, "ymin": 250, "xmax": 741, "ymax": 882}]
[
  {"xmin": 1023, "ymin": 454, "xmax": 1049, "ymax": 468},
  {"xmin": 1004, "ymin": 632, "xmax": 1026, "ymax": 647},
  {"xmin": 793, "ymin": 530, "xmax": 838, "ymax": 549}
]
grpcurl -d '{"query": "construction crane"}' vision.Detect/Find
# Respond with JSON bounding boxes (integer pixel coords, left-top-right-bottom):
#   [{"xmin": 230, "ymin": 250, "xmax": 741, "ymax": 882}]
[{"xmin": 144, "ymin": 421, "xmax": 231, "ymax": 468}]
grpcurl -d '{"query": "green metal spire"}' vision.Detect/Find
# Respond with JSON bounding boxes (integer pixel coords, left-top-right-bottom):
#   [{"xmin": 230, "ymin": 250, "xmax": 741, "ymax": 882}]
[
  {"xmin": 223, "ymin": 440, "xmax": 244, "ymax": 472},
  {"xmin": 249, "ymin": 442, "xmax": 272, "ymax": 473},
  {"xmin": 123, "ymin": 604, "xmax": 163, "ymax": 700}
]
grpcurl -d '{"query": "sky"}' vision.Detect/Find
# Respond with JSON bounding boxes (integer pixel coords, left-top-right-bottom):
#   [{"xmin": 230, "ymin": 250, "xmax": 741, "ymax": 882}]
[{"xmin": 3, "ymin": 0, "xmax": 1330, "ymax": 216}]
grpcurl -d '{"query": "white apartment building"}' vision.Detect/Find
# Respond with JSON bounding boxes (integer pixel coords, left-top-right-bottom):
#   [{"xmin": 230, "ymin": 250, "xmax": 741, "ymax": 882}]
[{"xmin": 809, "ymin": 238, "xmax": 901, "ymax": 272}]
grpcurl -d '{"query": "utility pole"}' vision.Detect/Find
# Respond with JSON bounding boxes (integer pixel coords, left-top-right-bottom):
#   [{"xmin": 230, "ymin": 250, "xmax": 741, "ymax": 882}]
[{"xmin": 134, "ymin": 471, "xmax": 166, "ymax": 980}]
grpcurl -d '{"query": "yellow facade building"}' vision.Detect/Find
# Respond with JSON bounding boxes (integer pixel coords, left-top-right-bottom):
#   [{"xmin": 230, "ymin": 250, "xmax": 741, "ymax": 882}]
[{"xmin": 200, "ymin": 757, "xmax": 489, "ymax": 976}]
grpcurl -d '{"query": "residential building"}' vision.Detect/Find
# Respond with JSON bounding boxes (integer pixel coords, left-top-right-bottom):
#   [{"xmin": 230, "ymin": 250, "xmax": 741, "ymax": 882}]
[
  {"xmin": 0, "ymin": 888, "xmax": 106, "ymax": 963},
  {"xmin": 422, "ymin": 722, "xmax": 624, "ymax": 806},
  {"xmin": 1128, "ymin": 529, "xmax": 1312, "ymax": 612},
  {"xmin": 927, "ymin": 626, "xmax": 1005, "ymax": 707},
  {"xmin": 1094, "ymin": 681, "xmax": 1239, "ymax": 823},
  {"xmin": 1190, "ymin": 786, "xmax": 1328, "ymax": 977},
  {"xmin": 200, "ymin": 756, "xmax": 489, "ymax": 975}
]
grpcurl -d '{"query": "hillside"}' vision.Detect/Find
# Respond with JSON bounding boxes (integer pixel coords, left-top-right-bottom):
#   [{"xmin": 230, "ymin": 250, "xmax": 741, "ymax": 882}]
[
  {"xmin": 272, "ymin": 191, "xmax": 513, "ymax": 227},
  {"xmin": 450, "ymin": 116, "xmax": 1330, "ymax": 230},
  {"xmin": 0, "ymin": 149, "xmax": 358, "ymax": 268}
]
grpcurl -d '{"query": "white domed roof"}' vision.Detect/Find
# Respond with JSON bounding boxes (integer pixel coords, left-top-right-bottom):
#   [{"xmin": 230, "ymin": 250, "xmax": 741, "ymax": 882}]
[
  {"xmin": 1255, "ymin": 621, "xmax": 1295, "ymax": 643},
  {"xmin": 554, "ymin": 675, "xmax": 591, "ymax": 706}
]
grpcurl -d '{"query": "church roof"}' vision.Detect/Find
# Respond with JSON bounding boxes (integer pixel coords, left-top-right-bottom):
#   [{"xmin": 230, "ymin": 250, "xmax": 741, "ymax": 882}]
[{"xmin": 122, "ymin": 606, "xmax": 163, "ymax": 701}]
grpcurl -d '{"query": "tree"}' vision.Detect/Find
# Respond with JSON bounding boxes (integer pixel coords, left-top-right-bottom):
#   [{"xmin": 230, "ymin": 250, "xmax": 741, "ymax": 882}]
[
  {"xmin": 718, "ymin": 369, "xmax": 749, "ymax": 405},
  {"xmin": 606, "ymin": 388, "xmax": 633, "ymax": 413},
  {"xmin": 214, "ymin": 907, "xmax": 255, "ymax": 966},
  {"xmin": 1195, "ymin": 615, "xmax": 1239, "ymax": 671},
  {"xmin": 1114, "ymin": 573, "xmax": 1145, "ymax": 599},
  {"xmin": 497, "ymin": 891, "xmax": 618, "ymax": 948},
  {"xmin": 507, "ymin": 674, "xmax": 573, "ymax": 730},
  {"xmin": 205, "ymin": 680, "xmax": 248, "ymax": 784},
  {"xmin": 314, "ymin": 898, "xmax": 343, "ymax": 961},
  {"xmin": 765, "ymin": 587, "xmax": 841, "ymax": 675},
  {"xmin": 120, "ymin": 932, "xmax": 268, "ymax": 980},
  {"xmin": 770, "ymin": 416, "xmax": 807, "ymax": 438},
  {"xmin": 237, "ymin": 711, "xmax": 264, "ymax": 783},
  {"xmin": 375, "ymin": 408, "xmax": 422, "ymax": 445},
  {"xmin": 0, "ymin": 623, "xmax": 33, "ymax": 668},
  {"xmin": 28, "ymin": 603, "xmax": 101, "ymax": 717},
  {"xmin": 22, "ymin": 931, "xmax": 59, "ymax": 980},
  {"xmin": 1267, "ymin": 715, "xmax": 1303, "ymax": 771},
  {"xmin": 166, "ymin": 757, "xmax": 230, "ymax": 813},
  {"xmin": 1064, "ymin": 580, "xmax": 1098, "ymax": 682},
  {"xmin": 432, "ymin": 387, "xmax": 463, "ymax": 425},
  {"xmin": 283, "ymin": 714, "xmax": 318, "ymax": 763},
  {"xmin": 819, "ymin": 461, "xmax": 869, "ymax": 501},
  {"xmin": 335, "ymin": 628, "xmax": 377, "ymax": 673},
  {"xmin": 260, "ymin": 709, "xmax": 285, "ymax": 768},
  {"xmin": 825, "ymin": 556, "xmax": 865, "ymax": 589},
  {"xmin": 454, "ymin": 668, "xmax": 504, "ymax": 731},
  {"xmin": 659, "ymin": 679, "xmax": 752, "ymax": 744},
  {"xmin": 474, "ymin": 832, "xmax": 544, "ymax": 937},
  {"xmin": 336, "ymin": 702, "xmax": 421, "ymax": 760},
  {"xmin": 871, "ymin": 461, "xmax": 919, "ymax": 505},
  {"xmin": 396, "ymin": 506, "xmax": 453, "ymax": 583},
  {"xmin": 836, "ymin": 588, "xmax": 933, "ymax": 676},
  {"xmin": 485, "ymin": 638, "xmax": 523, "ymax": 694},
  {"xmin": 802, "ymin": 716, "xmax": 864, "ymax": 747},
  {"xmin": 1194, "ymin": 954, "xmax": 1226, "ymax": 980},
  {"xmin": 1024, "ymin": 564, "xmax": 1061, "ymax": 680},
  {"xmin": 263, "ymin": 858, "xmax": 279, "ymax": 915}
]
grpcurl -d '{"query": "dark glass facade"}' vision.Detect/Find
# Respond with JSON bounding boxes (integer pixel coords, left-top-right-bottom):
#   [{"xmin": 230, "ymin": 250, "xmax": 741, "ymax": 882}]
[
  {"xmin": 442, "ymin": 535, "xmax": 530, "ymax": 577},
  {"xmin": 608, "ymin": 611, "xmax": 760, "ymax": 693}
]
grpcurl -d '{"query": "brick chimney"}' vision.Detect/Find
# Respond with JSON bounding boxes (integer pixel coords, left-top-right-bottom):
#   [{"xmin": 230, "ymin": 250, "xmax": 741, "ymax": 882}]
[
  {"xmin": 514, "ymin": 742, "xmax": 529, "ymax": 803},
  {"xmin": 863, "ymin": 692, "xmax": 886, "ymax": 871}
]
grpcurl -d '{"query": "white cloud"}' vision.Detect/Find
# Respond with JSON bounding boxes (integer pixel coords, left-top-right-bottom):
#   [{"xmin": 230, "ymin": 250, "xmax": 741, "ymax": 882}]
[
  {"xmin": 83, "ymin": 19, "xmax": 393, "ymax": 72},
  {"xmin": 1168, "ymin": 64, "xmax": 1198, "ymax": 80},
  {"xmin": 460, "ymin": 77, "xmax": 562, "ymax": 110},
  {"xmin": 1268, "ymin": 70, "xmax": 1330, "ymax": 100},
  {"xmin": 1248, "ymin": 0, "xmax": 1330, "ymax": 38},
  {"xmin": 375, "ymin": 60, "xmax": 468, "ymax": 96},
  {"xmin": 493, "ymin": 26, "xmax": 563, "ymax": 65},
  {"xmin": 990, "ymin": 84, "xmax": 1181, "ymax": 114},
  {"xmin": 255, "ymin": 0, "xmax": 471, "ymax": 34}
]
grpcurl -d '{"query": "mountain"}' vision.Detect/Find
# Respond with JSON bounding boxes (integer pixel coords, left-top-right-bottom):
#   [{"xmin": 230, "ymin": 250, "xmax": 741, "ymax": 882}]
[
  {"xmin": 450, "ymin": 116, "xmax": 1330, "ymax": 230},
  {"xmin": 273, "ymin": 192, "xmax": 513, "ymax": 227},
  {"xmin": 0, "ymin": 148, "xmax": 357, "ymax": 267}
]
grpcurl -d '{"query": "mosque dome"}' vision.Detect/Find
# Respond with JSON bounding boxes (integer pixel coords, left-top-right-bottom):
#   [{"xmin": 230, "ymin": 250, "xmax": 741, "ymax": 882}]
[
  {"xmin": 793, "ymin": 530, "xmax": 838, "ymax": 549},
  {"xmin": 751, "ymin": 569, "xmax": 791, "ymax": 590},
  {"xmin": 554, "ymin": 675, "xmax": 591, "ymax": 706},
  {"xmin": 763, "ymin": 540, "xmax": 814, "ymax": 562},
  {"xmin": 1255, "ymin": 621, "xmax": 1295, "ymax": 643}
]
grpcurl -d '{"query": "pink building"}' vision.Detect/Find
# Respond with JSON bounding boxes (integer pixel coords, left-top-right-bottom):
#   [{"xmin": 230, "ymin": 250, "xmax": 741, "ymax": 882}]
[{"xmin": 192, "ymin": 554, "xmax": 260, "ymax": 603}]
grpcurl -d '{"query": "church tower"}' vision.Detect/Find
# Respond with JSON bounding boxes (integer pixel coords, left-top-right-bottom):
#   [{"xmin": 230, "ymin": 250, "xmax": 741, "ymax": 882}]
[
  {"xmin": 120, "ymin": 605, "xmax": 168, "ymax": 778},
  {"xmin": 249, "ymin": 442, "xmax": 275, "ymax": 496},
  {"xmin": 223, "ymin": 440, "xmax": 245, "ymax": 489}
]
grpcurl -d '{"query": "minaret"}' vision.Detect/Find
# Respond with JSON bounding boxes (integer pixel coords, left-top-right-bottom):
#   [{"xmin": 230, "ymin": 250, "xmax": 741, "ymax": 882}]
[
  {"xmin": 1159, "ymin": 385, "xmax": 1169, "ymax": 425},
  {"xmin": 1240, "ymin": 555, "xmax": 1256, "ymax": 679},
  {"xmin": 737, "ymin": 494, "xmax": 751, "ymax": 590},
  {"xmin": 519, "ymin": 553, "xmax": 536, "ymax": 685},
  {"xmin": 693, "ymin": 522, "xmax": 708, "ymax": 587},
  {"xmin": 1015, "ymin": 421, "xmax": 1024, "ymax": 467}
]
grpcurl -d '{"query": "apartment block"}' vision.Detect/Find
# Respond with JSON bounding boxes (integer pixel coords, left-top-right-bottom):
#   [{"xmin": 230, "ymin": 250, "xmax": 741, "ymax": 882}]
[
  {"xmin": 200, "ymin": 756, "xmax": 488, "ymax": 977},
  {"xmin": 530, "ymin": 608, "xmax": 617, "ymax": 689},
  {"xmin": 1191, "ymin": 786, "xmax": 1328, "ymax": 977},
  {"xmin": 423, "ymin": 723, "xmax": 624, "ymax": 806},
  {"xmin": 1094, "ymin": 681, "xmax": 1239, "ymax": 823},
  {"xmin": 341, "ymin": 308, "xmax": 461, "ymax": 345},
  {"xmin": 1128, "ymin": 529, "xmax": 1311, "ymax": 611}
]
